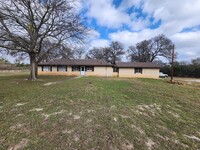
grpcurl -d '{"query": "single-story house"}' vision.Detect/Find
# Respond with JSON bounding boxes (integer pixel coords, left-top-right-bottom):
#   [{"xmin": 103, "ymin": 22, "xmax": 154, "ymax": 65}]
[{"xmin": 38, "ymin": 59, "xmax": 161, "ymax": 78}]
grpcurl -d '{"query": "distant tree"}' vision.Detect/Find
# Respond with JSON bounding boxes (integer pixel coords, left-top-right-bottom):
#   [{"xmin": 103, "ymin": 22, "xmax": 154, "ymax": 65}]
[
  {"xmin": 88, "ymin": 47, "xmax": 105, "ymax": 59},
  {"xmin": 153, "ymin": 60, "xmax": 167, "ymax": 67},
  {"xmin": 109, "ymin": 41, "xmax": 125, "ymax": 64},
  {"xmin": 150, "ymin": 34, "xmax": 174, "ymax": 62},
  {"xmin": 0, "ymin": 0, "xmax": 88, "ymax": 80},
  {"xmin": 0, "ymin": 57, "xmax": 10, "ymax": 64},
  {"xmin": 179, "ymin": 61, "xmax": 189, "ymax": 66},
  {"xmin": 127, "ymin": 46, "xmax": 137, "ymax": 62},
  {"xmin": 57, "ymin": 46, "xmax": 74, "ymax": 59},
  {"xmin": 73, "ymin": 47, "xmax": 85, "ymax": 59},
  {"xmin": 127, "ymin": 34, "xmax": 174, "ymax": 62},
  {"xmin": 191, "ymin": 57, "xmax": 200, "ymax": 65},
  {"xmin": 87, "ymin": 41, "xmax": 124, "ymax": 64},
  {"xmin": 160, "ymin": 60, "xmax": 200, "ymax": 78},
  {"xmin": 103, "ymin": 47, "xmax": 112, "ymax": 63},
  {"xmin": 127, "ymin": 40, "xmax": 151, "ymax": 62}
]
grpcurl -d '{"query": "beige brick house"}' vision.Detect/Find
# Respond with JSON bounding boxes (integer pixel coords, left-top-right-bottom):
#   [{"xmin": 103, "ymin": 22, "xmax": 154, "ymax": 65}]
[{"xmin": 38, "ymin": 59, "xmax": 160, "ymax": 78}]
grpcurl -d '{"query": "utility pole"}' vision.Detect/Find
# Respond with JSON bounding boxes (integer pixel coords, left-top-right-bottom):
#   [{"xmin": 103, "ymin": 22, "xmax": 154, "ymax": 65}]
[{"xmin": 171, "ymin": 44, "xmax": 175, "ymax": 82}]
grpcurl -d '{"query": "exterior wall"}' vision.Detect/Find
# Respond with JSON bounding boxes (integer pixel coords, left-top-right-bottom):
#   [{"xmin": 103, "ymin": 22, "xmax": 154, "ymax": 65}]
[
  {"xmin": 119, "ymin": 68, "xmax": 159, "ymax": 78},
  {"xmin": 38, "ymin": 66, "xmax": 113, "ymax": 77},
  {"xmin": 112, "ymin": 72, "xmax": 118, "ymax": 77},
  {"xmin": 38, "ymin": 66, "xmax": 159, "ymax": 78},
  {"xmin": 85, "ymin": 66, "xmax": 113, "ymax": 77}
]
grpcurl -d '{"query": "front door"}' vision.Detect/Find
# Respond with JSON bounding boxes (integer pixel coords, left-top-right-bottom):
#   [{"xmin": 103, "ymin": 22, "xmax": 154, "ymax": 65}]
[{"xmin": 80, "ymin": 66, "xmax": 85, "ymax": 76}]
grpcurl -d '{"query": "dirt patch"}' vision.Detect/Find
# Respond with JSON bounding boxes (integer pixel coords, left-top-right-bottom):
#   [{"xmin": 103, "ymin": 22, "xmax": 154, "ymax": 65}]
[
  {"xmin": 16, "ymin": 114, "xmax": 24, "ymax": 117},
  {"xmin": 168, "ymin": 111, "xmax": 180, "ymax": 118},
  {"xmin": 134, "ymin": 103, "xmax": 161, "ymax": 117},
  {"xmin": 145, "ymin": 138, "xmax": 156, "ymax": 150},
  {"xmin": 131, "ymin": 124, "xmax": 145, "ymax": 135},
  {"xmin": 113, "ymin": 117, "xmax": 117, "ymax": 122},
  {"xmin": 43, "ymin": 82, "xmax": 60, "ymax": 86},
  {"xmin": 62, "ymin": 129, "xmax": 73, "ymax": 134},
  {"xmin": 120, "ymin": 115, "xmax": 130, "ymax": 119},
  {"xmin": 8, "ymin": 138, "xmax": 29, "ymax": 150},
  {"xmin": 73, "ymin": 115, "xmax": 80, "ymax": 120},
  {"xmin": 15, "ymin": 103, "xmax": 27, "ymax": 107},
  {"xmin": 43, "ymin": 76, "xmax": 81, "ymax": 86},
  {"xmin": 74, "ymin": 134, "xmax": 80, "ymax": 142},
  {"xmin": 74, "ymin": 76, "xmax": 82, "ymax": 79},
  {"xmin": 110, "ymin": 105, "xmax": 116, "ymax": 110},
  {"xmin": 174, "ymin": 139, "xmax": 189, "ymax": 148},
  {"xmin": 10, "ymin": 124, "xmax": 24, "ymax": 131},
  {"xmin": 156, "ymin": 134, "xmax": 169, "ymax": 141},
  {"xmin": 30, "ymin": 108, "xmax": 43, "ymax": 112},
  {"xmin": 87, "ymin": 109, "xmax": 95, "ymax": 113},
  {"xmin": 183, "ymin": 135, "xmax": 200, "ymax": 141},
  {"xmin": 173, "ymin": 78, "xmax": 200, "ymax": 86},
  {"xmin": 122, "ymin": 140, "xmax": 134, "ymax": 150},
  {"xmin": 42, "ymin": 110, "xmax": 67, "ymax": 120}
]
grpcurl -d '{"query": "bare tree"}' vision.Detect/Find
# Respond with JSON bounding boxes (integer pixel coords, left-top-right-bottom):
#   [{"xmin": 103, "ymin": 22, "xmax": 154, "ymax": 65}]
[
  {"xmin": 36, "ymin": 40, "xmax": 62, "ymax": 63},
  {"xmin": 127, "ymin": 46, "xmax": 139, "ymax": 62},
  {"xmin": 150, "ymin": 34, "xmax": 174, "ymax": 62},
  {"xmin": 87, "ymin": 41, "xmax": 124, "ymax": 64},
  {"xmin": 59, "ymin": 45, "xmax": 74, "ymax": 59},
  {"xmin": 87, "ymin": 47, "xmax": 111, "ymax": 62},
  {"xmin": 109, "ymin": 41, "xmax": 125, "ymax": 64},
  {"xmin": 88, "ymin": 47, "xmax": 106, "ymax": 59},
  {"xmin": 73, "ymin": 47, "xmax": 85, "ymax": 59},
  {"xmin": 134, "ymin": 40, "xmax": 152, "ymax": 62},
  {"xmin": 127, "ymin": 35, "xmax": 174, "ymax": 62},
  {"xmin": 0, "ymin": 0, "xmax": 88, "ymax": 80}
]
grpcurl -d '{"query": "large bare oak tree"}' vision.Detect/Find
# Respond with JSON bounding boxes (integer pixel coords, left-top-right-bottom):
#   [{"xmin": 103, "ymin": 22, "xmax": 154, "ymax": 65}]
[
  {"xmin": 127, "ymin": 34, "xmax": 174, "ymax": 62},
  {"xmin": 0, "ymin": 0, "xmax": 88, "ymax": 80},
  {"xmin": 87, "ymin": 41, "xmax": 125, "ymax": 64}
]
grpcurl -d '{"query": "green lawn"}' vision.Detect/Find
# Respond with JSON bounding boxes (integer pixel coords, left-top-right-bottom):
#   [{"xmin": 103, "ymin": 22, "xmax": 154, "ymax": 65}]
[{"xmin": 0, "ymin": 73, "xmax": 200, "ymax": 149}]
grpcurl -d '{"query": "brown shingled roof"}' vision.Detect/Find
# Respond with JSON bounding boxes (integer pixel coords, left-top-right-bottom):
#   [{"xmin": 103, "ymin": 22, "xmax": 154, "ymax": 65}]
[
  {"xmin": 115, "ymin": 62, "xmax": 161, "ymax": 68},
  {"xmin": 39, "ymin": 59, "xmax": 160, "ymax": 68},
  {"xmin": 38, "ymin": 59, "xmax": 113, "ymax": 66}
]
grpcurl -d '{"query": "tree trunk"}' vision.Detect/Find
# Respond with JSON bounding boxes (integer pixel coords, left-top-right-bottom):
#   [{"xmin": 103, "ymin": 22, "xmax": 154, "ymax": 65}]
[
  {"xmin": 29, "ymin": 53, "xmax": 37, "ymax": 81},
  {"xmin": 35, "ymin": 63, "xmax": 38, "ymax": 78}
]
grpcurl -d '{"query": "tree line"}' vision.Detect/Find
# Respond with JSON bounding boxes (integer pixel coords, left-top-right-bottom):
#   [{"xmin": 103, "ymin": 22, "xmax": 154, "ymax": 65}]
[
  {"xmin": 33, "ymin": 34, "xmax": 174, "ymax": 65},
  {"xmin": 86, "ymin": 34, "xmax": 174, "ymax": 64},
  {"xmin": 160, "ymin": 58, "xmax": 200, "ymax": 78}
]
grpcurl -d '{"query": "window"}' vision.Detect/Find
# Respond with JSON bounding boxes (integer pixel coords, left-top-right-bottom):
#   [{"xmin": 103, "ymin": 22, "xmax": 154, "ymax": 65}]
[
  {"xmin": 113, "ymin": 67, "xmax": 118, "ymax": 72},
  {"xmin": 57, "ymin": 66, "xmax": 67, "ymax": 72},
  {"xmin": 135, "ymin": 68, "xmax": 142, "ymax": 74},
  {"xmin": 43, "ymin": 66, "xmax": 51, "ymax": 72},
  {"xmin": 86, "ymin": 66, "xmax": 94, "ymax": 72},
  {"xmin": 72, "ymin": 66, "xmax": 80, "ymax": 71}
]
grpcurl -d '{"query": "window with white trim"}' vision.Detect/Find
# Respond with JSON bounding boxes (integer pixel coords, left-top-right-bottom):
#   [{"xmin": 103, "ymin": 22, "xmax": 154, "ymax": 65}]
[
  {"xmin": 86, "ymin": 66, "xmax": 94, "ymax": 72},
  {"xmin": 72, "ymin": 66, "xmax": 80, "ymax": 71},
  {"xmin": 135, "ymin": 68, "xmax": 142, "ymax": 74},
  {"xmin": 43, "ymin": 66, "xmax": 51, "ymax": 71},
  {"xmin": 57, "ymin": 66, "xmax": 67, "ymax": 72}
]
